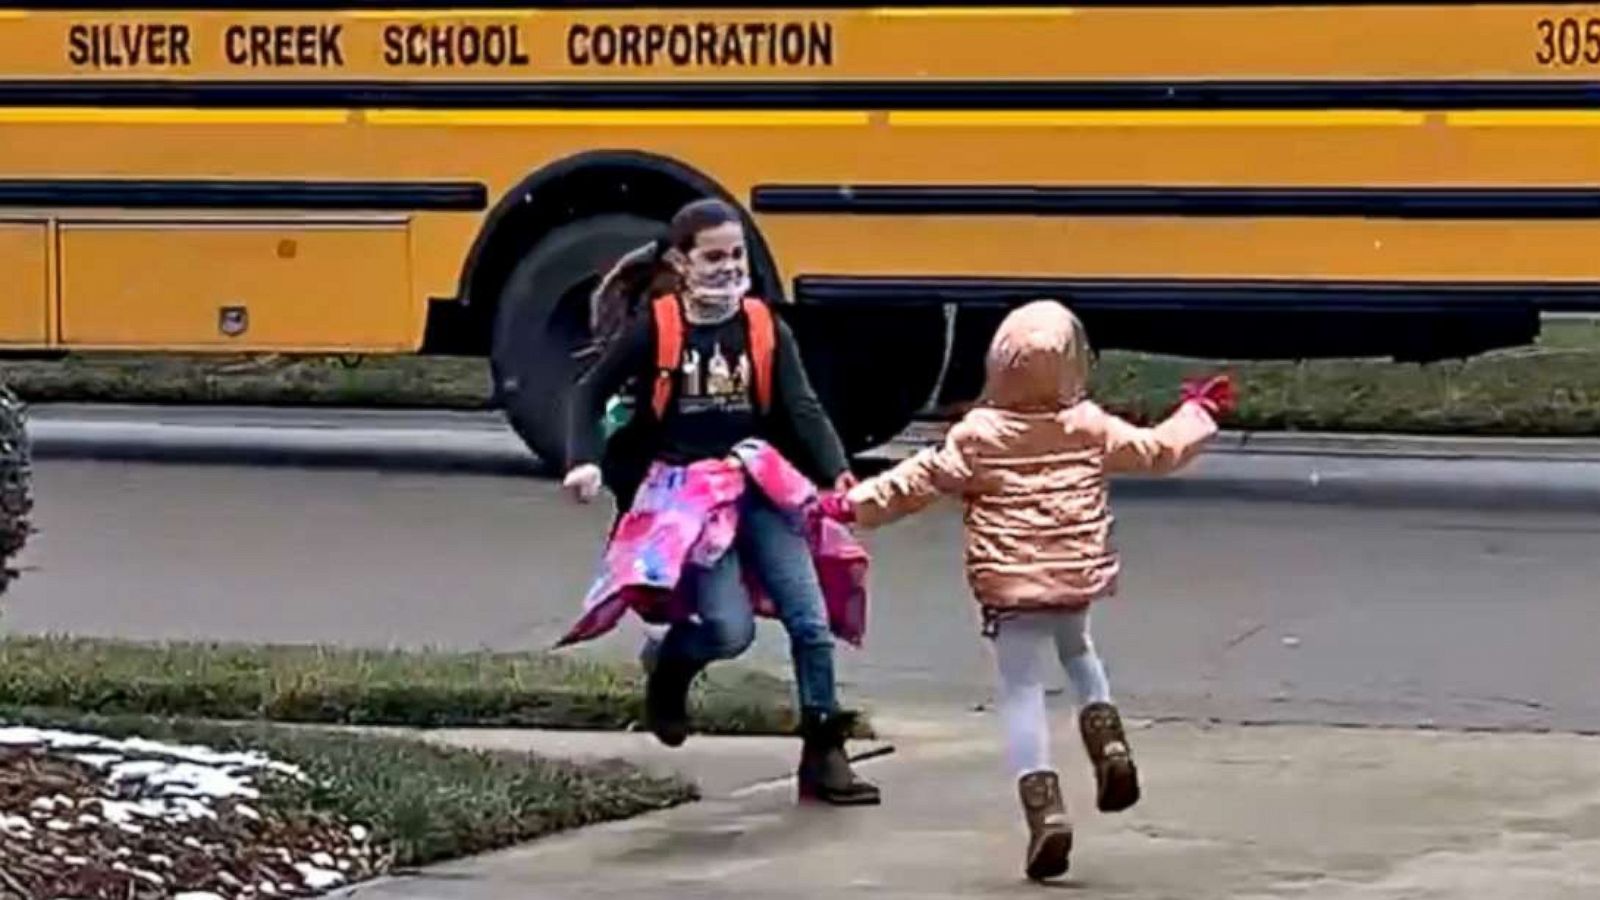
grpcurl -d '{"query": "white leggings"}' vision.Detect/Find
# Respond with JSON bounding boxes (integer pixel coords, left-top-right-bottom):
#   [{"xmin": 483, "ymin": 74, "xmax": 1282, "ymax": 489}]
[{"xmin": 993, "ymin": 609, "xmax": 1113, "ymax": 778}]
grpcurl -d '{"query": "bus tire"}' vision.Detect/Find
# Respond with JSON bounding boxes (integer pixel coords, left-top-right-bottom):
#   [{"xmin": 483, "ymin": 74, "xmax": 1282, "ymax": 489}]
[
  {"xmin": 490, "ymin": 213, "xmax": 665, "ymax": 470},
  {"xmin": 784, "ymin": 304, "xmax": 948, "ymax": 455}
]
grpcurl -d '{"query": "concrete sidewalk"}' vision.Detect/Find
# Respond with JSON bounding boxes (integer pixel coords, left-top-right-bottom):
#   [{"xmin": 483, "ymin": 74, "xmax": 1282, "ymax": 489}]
[{"xmin": 342, "ymin": 712, "xmax": 1600, "ymax": 900}]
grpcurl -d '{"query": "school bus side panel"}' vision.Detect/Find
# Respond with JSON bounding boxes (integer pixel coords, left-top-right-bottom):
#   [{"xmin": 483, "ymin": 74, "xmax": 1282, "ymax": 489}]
[
  {"xmin": 3, "ymin": 6, "xmax": 1599, "ymax": 354},
  {"xmin": 0, "ymin": 7, "xmax": 1585, "ymax": 83},
  {"xmin": 58, "ymin": 220, "xmax": 414, "ymax": 350},
  {"xmin": 5, "ymin": 115, "xmax": 1600, "ymax": 338},
  {"xmin": 0, "ymin": 221, "xmax": 50, "ymax": 345}
]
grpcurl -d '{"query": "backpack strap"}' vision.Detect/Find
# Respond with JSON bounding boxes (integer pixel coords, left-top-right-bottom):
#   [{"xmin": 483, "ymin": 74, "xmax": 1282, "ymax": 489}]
[
  {"xmin": 649, "ymin": 295, "xmax": 775, "ymax": 419},
  {"xmin": 650, "ymin": 295, "xmax": 683, "ymax": 420},
  {"xmin": 742, "ymin": 297, "xmax": 776, "ymax": 414}
]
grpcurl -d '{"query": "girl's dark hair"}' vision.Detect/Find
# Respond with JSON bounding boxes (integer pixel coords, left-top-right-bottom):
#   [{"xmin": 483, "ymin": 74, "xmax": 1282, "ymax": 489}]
[
  {"xmin": 664, "ymin": 198, "xmax": 740, "ymax": 252},
  {"xmin": 589, "ymin": 198, "xmax": 744, "ymax": 343}
]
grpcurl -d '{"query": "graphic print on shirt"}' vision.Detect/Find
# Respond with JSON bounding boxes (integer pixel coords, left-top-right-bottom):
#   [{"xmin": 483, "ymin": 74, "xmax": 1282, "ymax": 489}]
[{"xmin": 679, "ymin": 339, "xmax": 753, "ymax": 414}]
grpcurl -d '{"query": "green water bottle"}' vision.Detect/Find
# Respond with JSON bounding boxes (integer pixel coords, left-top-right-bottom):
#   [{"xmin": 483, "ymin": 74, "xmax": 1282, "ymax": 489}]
[{"xmin": 601, "ymin": 394, "xmax": 634, "ymax": 442}]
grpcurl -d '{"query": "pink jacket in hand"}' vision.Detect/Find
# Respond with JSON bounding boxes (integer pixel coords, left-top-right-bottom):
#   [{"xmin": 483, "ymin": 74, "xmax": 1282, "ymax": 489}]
[
  {"xmin": 847, "ymin": 300, "xmax": 1219, "ymax": 612},
  {"xmin": 558, "ymin": 439, "xmax": 870, "ymax": 648}
]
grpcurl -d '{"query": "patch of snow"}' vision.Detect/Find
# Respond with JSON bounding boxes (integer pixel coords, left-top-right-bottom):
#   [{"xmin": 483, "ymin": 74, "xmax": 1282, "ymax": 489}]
[
  {"xmin": 0, "ymin": 727, "xmax": 302, "ymax": 782},
  {"xmin": 105, "ymin": 759, "xmax": 167, "ymax": 780},
  {"xmin": 0, "ymin": 726, "xmax": 96, "ymax": 748},
  {"xmin": 31, "ymin": 795, "xmax": 74, "ymax": 812},
  {"xmin": 294, "ymin": 862, "xmax": 346, "ymax": 890},
  {"xmin": 4, "ymin": 724, "xmax": 308, "ymax": 835},
  {"xmin": 5, "ymin": 723, "xmax": 373, "ymax": 897},
  {"xmin": 110, "ymin": 759, "xmax": 261, "ymax": 800},
  {"xmin": 98, "ymin": 799, "xmax": 162, "ymax": 824}
]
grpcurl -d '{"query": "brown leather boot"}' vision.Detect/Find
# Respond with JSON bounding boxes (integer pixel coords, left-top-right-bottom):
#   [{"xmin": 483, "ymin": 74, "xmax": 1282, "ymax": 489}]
[
  {"xmin": 1079, "ymin": 701, "xmax": 1141, "ymax": 813},
  {"xmin": 1018, "ymin": 770, "xmax": 1072, "ymax": 881},
  {"xmin": 797, "ymin": 711, "xmax": 881, "ymax": 806}
]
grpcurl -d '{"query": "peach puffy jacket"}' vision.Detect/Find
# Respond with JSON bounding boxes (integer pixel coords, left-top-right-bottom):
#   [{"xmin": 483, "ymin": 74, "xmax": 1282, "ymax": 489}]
[{"xmin": 846, "ymin": 300, "xmax": 1217, "ymax": 611}]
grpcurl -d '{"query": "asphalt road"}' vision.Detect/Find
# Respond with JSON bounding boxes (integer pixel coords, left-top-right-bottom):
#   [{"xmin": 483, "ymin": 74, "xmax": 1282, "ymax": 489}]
[{"xmin": 7, "ymin": 456, "xmax": 1597, "ymax": 733}]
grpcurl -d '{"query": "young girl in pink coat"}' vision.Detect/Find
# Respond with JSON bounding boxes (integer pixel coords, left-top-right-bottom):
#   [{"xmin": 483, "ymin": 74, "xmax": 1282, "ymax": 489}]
[{"xmin": 823, "ymin": 299, "xmax": 1234, "ymax": 881}]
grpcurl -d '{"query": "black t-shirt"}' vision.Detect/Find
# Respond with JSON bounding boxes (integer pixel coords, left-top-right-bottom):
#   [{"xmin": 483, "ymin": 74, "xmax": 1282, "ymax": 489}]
[
  {"xmin": 567, "ymin": 301, "xmax": 849, "ymax": 484},
  {"xmin": 658, "ymin": 313, "xmax": 757, "ymax": 464}
]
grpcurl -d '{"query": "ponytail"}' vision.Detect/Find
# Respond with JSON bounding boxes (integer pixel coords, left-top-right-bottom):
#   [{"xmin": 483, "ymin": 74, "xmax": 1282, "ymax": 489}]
[
  {"xmin": 588, "ymin": 238, "xmax": 680, "ymax": 346},
  {"xmin": 586, "ymin": 197, "xmax": 741, "ymax": 346}
]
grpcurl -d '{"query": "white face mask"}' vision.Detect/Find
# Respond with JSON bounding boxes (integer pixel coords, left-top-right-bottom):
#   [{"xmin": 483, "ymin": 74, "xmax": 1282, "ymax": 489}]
[{"xmin": 685, "ymin": 263, "xmax": 750, "ymax": 305}]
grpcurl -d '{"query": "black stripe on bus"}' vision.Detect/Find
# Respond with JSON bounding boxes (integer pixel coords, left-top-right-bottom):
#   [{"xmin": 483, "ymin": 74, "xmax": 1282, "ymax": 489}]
[
  {"xmin": 0, "ymin": 79, "xmax": 1597, "ymax": 110},
  {"xmin": 0, "ymin": 179, "xmax": 489, "ymax": 211},
  {"xmin": 0, "ymin": 0, "xmax": 1580, "ymax": 8},
  {"xmin": 753, "ymin": 186, "xmax": 1600, "ymax": 219},
  {"xmin": 793, "ymin": 276, "xmax": 1600, "ymax": 314}
]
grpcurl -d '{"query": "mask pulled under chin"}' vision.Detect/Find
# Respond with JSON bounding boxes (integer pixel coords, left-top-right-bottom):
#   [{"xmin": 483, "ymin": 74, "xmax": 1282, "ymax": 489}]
[{"xmin": 682, "ymin": 271, "xmax": 751, "ymax": 320}]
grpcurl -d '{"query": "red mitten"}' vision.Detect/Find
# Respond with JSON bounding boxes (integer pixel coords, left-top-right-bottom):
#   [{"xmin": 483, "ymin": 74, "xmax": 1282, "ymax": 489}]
[
  {"xmin": 1180, "ymin": 373, "xmax": 1237, "ymax": 417},
  {"xmin": 817, "ymin": 490, "xmax": 857, "ymax": 525}
]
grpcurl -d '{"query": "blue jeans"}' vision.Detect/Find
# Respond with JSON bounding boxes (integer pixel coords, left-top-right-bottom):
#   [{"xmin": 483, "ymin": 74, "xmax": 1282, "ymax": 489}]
[{"xmin": 657, "ymin": 492, "xmax": 839, "ymax": 715}]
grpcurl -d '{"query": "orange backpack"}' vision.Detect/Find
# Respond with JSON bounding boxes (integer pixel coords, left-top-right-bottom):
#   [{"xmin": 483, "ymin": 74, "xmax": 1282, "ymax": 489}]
[{"xmin": 649, "ymin": 294, "xmax": 775, "ymax": 420}]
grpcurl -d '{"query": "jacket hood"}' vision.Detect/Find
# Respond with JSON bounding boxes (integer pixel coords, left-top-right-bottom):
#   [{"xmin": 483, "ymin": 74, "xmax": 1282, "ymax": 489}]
[{"xmin": 980, "ymin": 300, "xmax": 1091, "ymax": 411}]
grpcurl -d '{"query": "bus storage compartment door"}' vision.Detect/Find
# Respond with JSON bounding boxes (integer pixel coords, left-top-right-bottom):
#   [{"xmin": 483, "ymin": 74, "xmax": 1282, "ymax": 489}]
[
  {"xmin": 0, "ymin": 221, "xmax": 49, "ymax": 345},
  {"xmin": 58, "ymin": 220, "xmax": 414, "ymax": 351}
]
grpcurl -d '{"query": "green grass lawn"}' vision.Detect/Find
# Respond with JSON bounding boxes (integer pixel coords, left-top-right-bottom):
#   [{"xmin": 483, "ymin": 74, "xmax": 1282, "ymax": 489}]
[
  {"xmin": 0, "ymin": 636, "xmax": 813, "ymax": 736},
  {"xmin": 6, "ymin": 707, "xmax": 697, "ymax": 872}
]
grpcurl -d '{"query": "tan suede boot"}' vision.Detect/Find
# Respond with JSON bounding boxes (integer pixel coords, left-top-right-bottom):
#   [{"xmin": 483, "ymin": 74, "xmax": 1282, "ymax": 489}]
[
  {"xmin": 1079, "ymin": 701, "xmax": 1141, "ymax": 813},
  {"xmin": 1018, "ymin": 770, "xmax": 1072, "ymax": 881}
]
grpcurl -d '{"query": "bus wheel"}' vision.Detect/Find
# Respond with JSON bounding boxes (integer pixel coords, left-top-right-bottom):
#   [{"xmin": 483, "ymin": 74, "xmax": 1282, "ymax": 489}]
[
  {"xmin": 490, "ymin": 213, "xmax": 664, "ymax": 469},
  {"xmin": 783, "ymin": 304, "xmax": 949, "ymax": 455}
]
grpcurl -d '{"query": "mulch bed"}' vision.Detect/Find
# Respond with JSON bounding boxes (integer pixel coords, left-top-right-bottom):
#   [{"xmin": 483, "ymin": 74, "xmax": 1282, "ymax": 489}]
[{"xmin": 0, "ymin": 729, "xmax": 384, "ymax": 899}]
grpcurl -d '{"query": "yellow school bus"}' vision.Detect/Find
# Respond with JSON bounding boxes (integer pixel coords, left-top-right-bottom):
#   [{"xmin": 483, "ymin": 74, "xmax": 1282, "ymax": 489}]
[{"xmin": 2, "ymin": 1, "xmax": 1599, "ymax": 460}]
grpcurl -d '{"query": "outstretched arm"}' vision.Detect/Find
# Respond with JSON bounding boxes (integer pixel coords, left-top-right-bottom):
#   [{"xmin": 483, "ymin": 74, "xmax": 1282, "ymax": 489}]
[
  {"xmin": 771, "ymin": 318, "xmax": 851, "ymax": 485},
  {"xmin": 1103, "ymin": 374, "xmax": 1232, "ymax": 475},
  {"xmin": 845, "ymin": 435, "xmax": 974, "ymax": 528},
  {"xmin": 1102, "ymin": 403, "xmax": 1219, "ymax": 475}
]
